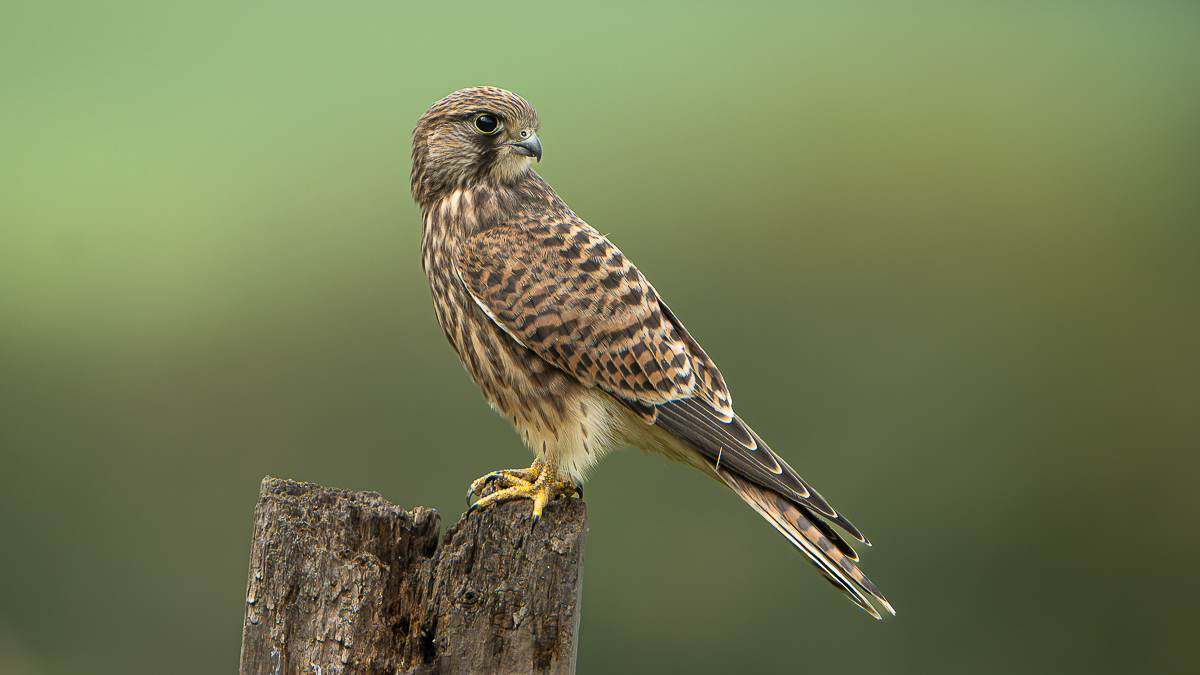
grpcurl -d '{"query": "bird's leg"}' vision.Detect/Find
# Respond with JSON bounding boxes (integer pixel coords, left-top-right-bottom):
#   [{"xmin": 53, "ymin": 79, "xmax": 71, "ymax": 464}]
[{"xmin": 467, "ymin": 459, "xmax": 582, "ymax": 523}]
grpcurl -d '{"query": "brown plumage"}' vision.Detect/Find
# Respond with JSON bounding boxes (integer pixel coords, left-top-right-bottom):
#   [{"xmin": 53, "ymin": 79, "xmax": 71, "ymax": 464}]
[{"xmin": 411, "ymin": 86, "xmax": 894, "ymax": 618}]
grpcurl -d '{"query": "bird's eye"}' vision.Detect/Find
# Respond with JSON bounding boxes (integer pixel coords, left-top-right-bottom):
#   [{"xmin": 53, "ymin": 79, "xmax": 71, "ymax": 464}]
[{"xmin": 474, "ymin": 114, "xmax": 500, "ymax": 134}]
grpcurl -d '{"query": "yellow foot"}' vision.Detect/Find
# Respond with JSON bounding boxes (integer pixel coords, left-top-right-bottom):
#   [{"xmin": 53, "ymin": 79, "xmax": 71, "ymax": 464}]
[{"xmin": 467, "ymin": 460, "xmax": 582, "ymax": 523}]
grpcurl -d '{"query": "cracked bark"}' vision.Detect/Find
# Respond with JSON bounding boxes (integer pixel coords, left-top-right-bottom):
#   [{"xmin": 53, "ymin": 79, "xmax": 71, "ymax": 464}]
[{"xmin": 239, "ymin": 476, "xmax": 586, "ymax": 675}]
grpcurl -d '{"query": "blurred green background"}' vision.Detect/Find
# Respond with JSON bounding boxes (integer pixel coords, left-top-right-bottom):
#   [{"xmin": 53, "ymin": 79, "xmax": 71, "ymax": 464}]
[{"xmin": 2, "ymin": 2, "xmax": 1198, "ymax": 673}]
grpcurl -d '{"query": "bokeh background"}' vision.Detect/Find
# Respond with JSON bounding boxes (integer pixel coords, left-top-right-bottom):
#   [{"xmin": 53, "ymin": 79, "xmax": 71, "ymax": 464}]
[{"xmin": 2, "ymin": 2, "xmax": 1198, "ymax": 673}]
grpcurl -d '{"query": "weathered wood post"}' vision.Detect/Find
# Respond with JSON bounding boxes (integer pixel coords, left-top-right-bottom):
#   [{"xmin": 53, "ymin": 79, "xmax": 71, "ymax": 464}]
[{"xmin": 239, "ymin": 476, "xmax": 587, "ymax": 675}]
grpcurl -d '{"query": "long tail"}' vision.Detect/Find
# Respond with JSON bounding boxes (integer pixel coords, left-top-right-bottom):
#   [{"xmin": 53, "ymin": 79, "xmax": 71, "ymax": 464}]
[{"xmin": 716, "ymin": 468, "xmax": 895, "ymax": 619}]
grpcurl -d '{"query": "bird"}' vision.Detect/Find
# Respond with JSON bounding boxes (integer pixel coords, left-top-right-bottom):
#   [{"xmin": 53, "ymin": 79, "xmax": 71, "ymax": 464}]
[{"xmin": 410, "ymin": 86, "xmax": 894, "ymax": 618}]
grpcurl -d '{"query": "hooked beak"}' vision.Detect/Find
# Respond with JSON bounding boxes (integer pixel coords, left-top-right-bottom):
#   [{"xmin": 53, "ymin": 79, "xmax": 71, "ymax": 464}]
[{"xmin": 506, "ymin": 132, "xmax": 542, "ymax": 162}]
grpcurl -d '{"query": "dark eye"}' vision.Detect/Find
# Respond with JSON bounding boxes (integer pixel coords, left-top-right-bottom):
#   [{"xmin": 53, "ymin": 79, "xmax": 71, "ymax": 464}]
[{"xmin": 474, "ymin": 114, "xmax": 500, "ymax": 134}]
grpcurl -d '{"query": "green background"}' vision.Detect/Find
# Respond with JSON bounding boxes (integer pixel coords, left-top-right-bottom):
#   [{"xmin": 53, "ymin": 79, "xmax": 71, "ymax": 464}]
[{"xmin": 2, "ymin": 2, "xmax": 1198, "ymax": 673}]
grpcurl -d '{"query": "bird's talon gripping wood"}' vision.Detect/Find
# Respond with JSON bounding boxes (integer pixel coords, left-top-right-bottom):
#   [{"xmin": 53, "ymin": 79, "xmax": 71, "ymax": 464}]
[
  {"xmin": 412, "ymin": 86, "xmax": 894, "ymax": 618},
  {"xmin": 468, "ymin": 466, "xmax": 541, "ymax": 499},
  {"xmin": 468, "ymin": 460, "xmax": 578, "ymax": 522}
]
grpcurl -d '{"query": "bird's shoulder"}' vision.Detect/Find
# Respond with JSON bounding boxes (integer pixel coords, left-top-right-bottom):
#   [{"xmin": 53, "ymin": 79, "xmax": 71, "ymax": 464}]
[{"xmin": 455, "ymin": 204, "xmax": 731, "ymax": 418}]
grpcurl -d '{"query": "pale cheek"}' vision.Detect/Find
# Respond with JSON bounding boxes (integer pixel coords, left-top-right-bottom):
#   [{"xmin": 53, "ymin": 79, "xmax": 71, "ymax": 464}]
[{"xmin": 491, "ymin": 152, "xmax": 532, "ymax": 182}]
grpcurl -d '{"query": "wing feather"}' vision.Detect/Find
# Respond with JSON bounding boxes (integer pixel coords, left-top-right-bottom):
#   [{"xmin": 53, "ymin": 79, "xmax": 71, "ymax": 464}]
[
  {"xmin": 654, "ymin": 398, "xmax": 869, "ymax": 546},
  {"xmin": 457, "ymin": 219, "xmax": 732, "ymax": 418}
]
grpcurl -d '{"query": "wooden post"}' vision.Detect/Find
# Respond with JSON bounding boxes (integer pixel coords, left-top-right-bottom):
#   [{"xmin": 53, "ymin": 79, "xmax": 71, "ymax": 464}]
[{"xmin": 239, "ymin": 476, "xmax": 587, "ymax": 675}]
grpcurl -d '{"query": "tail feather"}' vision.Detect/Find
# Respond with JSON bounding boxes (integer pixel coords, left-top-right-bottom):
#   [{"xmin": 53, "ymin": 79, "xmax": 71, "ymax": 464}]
[
  {"xmin": 805, "ymin": 504, "xmax": 861, "ymax": 562},
  {"xmin": 717, "ymin": 468, "xmax": 895, "ymax": 619}
]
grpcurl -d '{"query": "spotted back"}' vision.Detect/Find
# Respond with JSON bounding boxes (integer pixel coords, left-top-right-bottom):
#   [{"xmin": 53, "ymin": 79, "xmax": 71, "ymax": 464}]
[{"xmin": 456, "ymin": 212, "xmax": 733, "ymax": 422}]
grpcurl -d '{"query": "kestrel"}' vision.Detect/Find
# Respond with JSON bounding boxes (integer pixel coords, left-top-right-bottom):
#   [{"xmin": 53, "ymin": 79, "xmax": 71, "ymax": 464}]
[{"xmin": 411, "ymin": 87, "xmax": 894, "ymax": 618}]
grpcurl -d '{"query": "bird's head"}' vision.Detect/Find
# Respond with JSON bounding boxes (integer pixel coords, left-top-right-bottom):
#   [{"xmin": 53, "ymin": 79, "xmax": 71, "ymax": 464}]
[{"xmin": 411, "ymin": 86, "xmax": 541, "ymax": 207}]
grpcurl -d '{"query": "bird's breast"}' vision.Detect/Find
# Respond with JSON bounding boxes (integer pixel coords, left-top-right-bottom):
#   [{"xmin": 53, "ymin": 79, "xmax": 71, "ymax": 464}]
[{"xmin": 421, "ymin": 201, "xmax": 590, "ymax": 460}]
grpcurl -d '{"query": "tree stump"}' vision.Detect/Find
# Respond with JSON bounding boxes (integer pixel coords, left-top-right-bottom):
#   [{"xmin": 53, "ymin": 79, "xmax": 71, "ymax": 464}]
[{"xmin": 239, "ymin": 476, "xmax": 587, "ymax": 675}]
